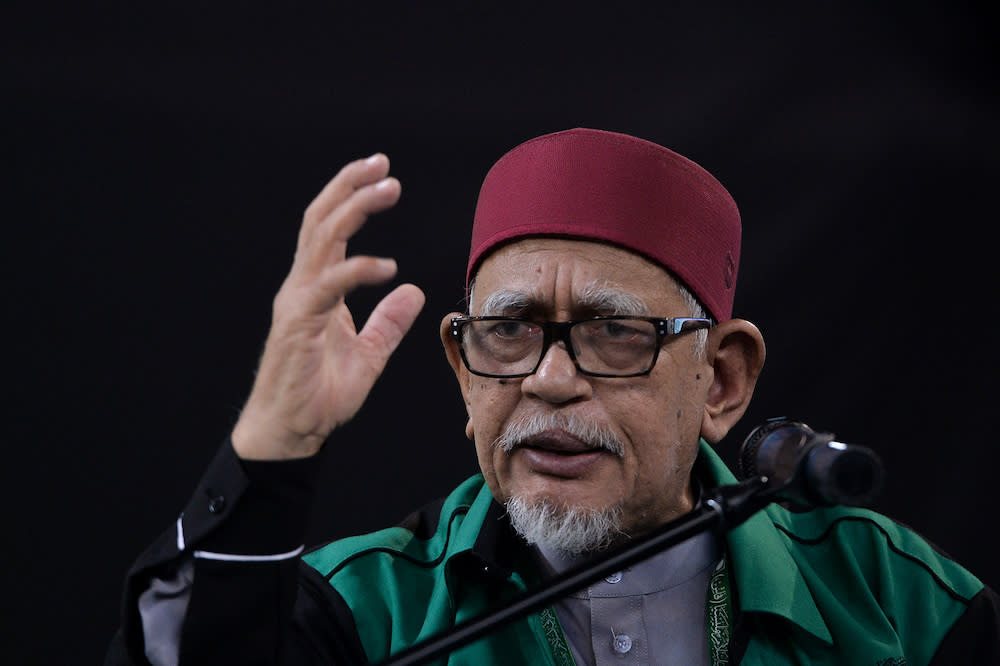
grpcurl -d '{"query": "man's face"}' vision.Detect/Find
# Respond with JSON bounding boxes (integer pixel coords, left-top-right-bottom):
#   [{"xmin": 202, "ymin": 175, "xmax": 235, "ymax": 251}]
[{"xmin": 449, "ymin": 238, "xmax": 715, "ymax": 539}]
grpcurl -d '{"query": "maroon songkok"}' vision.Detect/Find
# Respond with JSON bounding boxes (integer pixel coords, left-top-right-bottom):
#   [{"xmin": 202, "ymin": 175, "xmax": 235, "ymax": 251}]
[{"xmin": 467, "ymin": 128, "xmax": 741, "ymax": 322}]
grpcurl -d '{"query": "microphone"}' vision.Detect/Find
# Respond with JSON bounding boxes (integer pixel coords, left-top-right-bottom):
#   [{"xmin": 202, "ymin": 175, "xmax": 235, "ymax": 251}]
[{"xmin": 737, "ymin": 418, "xmax": 885, "ymax": 508}]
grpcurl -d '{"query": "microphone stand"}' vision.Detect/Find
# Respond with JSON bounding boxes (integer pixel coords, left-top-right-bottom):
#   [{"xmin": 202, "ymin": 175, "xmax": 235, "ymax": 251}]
[{"xmin": 377, "ymin": 476, "xmax": 772, "ymax": 666}]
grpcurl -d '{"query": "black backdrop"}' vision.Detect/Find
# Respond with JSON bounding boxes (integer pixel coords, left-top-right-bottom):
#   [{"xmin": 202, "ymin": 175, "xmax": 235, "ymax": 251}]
[{"xmin": 4, "ymin": 4, "xmax": 997, "ymax": 663}]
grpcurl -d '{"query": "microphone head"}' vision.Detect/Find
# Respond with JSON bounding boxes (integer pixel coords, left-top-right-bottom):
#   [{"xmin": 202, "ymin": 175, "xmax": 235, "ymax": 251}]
[
  {"xmin": 737, "ymin": 417, "xmax": 813, "ymax": 480},
  {"xmin": 737, "ymin": 417, "xmax": 885, "ymax": 508},
  {"xmin": 804, "ymin": 442, "xmax": 885, "ymax": 507}
]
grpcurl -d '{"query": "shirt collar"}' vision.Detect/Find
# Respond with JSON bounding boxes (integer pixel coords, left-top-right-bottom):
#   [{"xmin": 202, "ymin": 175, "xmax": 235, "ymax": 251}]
[
  {"xmin": 696, "ymin": 439, "xmax": 834, "ymax": 645},
  {"xmin": 445, "ymin": 441, "xmax": 834, "ymax": 646},
  {"xmin": 444, "ymin": 481, "xmax": 533, "ymax": 597}
]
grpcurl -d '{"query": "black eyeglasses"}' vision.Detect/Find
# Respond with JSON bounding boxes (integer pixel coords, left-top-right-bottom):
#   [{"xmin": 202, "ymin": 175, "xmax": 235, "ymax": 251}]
[{"xmin": 450, "ymin": 316, "xmax": 713, "ymax": 378}]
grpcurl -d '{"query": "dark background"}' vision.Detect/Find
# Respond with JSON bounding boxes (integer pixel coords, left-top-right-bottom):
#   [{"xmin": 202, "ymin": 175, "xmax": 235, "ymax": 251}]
[{"xmin": 4, "ymin": 4, "xmax": 997, "ymax": 663}]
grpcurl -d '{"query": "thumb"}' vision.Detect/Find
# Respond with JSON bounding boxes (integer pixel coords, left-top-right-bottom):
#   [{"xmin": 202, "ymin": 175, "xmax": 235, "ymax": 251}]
[{"xmin": 356, "ymin": 283, "xmax": 426, "ymax": 368}]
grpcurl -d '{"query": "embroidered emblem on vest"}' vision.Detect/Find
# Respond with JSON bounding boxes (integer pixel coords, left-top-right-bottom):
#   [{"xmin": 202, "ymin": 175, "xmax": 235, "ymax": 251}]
[
  {"xmin": 539, "ymin": 607, "xmax": 575, "ymax": 666},
  {"xmin": 706, "ymin": 557, "xmax": 731, "ymax": 666}
]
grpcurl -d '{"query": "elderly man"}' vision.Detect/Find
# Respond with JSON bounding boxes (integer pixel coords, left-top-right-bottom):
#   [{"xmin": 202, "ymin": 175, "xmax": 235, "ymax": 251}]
[{"xmin": 108, "ymin": 129, "xmax": 998, "ymax": 665}]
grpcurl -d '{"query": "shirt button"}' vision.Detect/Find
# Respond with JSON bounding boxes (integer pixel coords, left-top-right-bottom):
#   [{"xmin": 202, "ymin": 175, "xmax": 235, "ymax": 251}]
[
  {"xmin": 612, "ymin": 634, "xmax": 633, "ymax": 654},
  {"xmin": 208, "ymin": 495, "xmax": 226, "ymax": 514},
  {"xmin": 604, "ymin": 571, "xmax": 622, "ymax": 584}
]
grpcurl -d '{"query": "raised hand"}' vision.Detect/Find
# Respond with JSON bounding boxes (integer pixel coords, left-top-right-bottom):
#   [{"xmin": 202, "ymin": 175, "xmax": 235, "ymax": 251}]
[{"xmin": 231, "ymin": 154, "xmax": 425, "ymax": 460}]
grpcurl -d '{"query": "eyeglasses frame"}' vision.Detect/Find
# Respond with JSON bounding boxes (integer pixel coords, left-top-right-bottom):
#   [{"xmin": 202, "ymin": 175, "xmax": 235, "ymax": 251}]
[{"xmin": 449, "ymin": 315, "xmax": 713, "ymax": 379}]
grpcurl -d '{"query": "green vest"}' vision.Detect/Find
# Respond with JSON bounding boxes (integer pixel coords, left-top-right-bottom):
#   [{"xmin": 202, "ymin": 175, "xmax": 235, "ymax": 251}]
[{"xmin": 303, "ymin": 442, "xmax": 983, "ymax": 665}]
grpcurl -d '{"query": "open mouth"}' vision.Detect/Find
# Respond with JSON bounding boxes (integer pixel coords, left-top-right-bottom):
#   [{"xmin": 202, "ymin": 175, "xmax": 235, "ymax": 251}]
[{"xmin": 515, "ymin": 430, "xmax": 613, "ymax": 478}]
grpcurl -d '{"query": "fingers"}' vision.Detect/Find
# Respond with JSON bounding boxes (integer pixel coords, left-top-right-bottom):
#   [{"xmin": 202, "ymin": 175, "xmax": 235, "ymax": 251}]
[
  {"xmin": 302, "ymin": 153, "xmax": 389, "ymax": 242},
  {"xmin": 297, "ymin": 155, "xmax": 400, "ymax": 271},
  {"xmin": 326, "ymin": 176, "xmax": 401, "ymax": 245},
  {"xmin": 301, "ymin": 255, "xmax": 401, "ymax": 315}
]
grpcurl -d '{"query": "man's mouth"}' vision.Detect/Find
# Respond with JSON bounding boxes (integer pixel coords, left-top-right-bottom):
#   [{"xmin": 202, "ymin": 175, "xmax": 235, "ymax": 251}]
[
  {"xmin": 519, "ymin": 429, "xmax": 603, "ymax": 453},
  {"xmin": 514, "ymin": 429, "xmax": 615, "ymax": 478}
]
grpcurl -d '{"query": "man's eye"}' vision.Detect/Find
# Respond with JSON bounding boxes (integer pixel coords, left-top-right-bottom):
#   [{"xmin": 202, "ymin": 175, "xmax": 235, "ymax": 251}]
[
  {"xmin": 489, "ymin": 321, "xmax": 533, "ymax": 338},
  {"xmin": 598, "ymin": 321, "xmax": 641, "ymax": 339}
]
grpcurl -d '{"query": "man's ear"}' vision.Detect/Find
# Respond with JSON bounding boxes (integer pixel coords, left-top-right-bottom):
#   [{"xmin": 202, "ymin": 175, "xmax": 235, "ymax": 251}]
[
  {"xmin": 440, "ymin": 312, "xmax": 475, "ymax": 439},
  {"xmin": 701, "ymin": 319, "xmax": 766, "ymax": 443}
]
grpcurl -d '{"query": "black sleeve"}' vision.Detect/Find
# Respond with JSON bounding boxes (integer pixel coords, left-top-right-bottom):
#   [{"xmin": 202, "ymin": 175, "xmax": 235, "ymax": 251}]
[
  {"xmin": 105, "ymin": 439, "xmax": 367, "ymax": 665},
  {"xmin": 929, "ymin": 584, "xmax": 1000, "ymax": 665}
]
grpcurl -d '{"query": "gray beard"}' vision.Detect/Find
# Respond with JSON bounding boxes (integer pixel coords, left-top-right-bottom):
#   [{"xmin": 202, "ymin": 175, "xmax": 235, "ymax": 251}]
[
  {"xmin": 506, "ymin": 495, "xmax": 625, "ymax": 556},
  {"xmin": 497, "ymin": 412, "xmax": 628, "ymax": 555}
]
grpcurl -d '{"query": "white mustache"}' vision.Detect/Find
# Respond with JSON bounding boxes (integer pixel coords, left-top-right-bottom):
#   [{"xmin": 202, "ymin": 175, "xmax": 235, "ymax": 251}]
[{"xmin": 495, "ymin": 412, "xmax": 625, "ymax": 457}]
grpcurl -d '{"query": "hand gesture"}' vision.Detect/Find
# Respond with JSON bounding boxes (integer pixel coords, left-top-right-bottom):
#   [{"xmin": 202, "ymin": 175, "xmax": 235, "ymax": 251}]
[{"xmin": 231, "ymin": 154, "xmax": 425, "ymax": 459}]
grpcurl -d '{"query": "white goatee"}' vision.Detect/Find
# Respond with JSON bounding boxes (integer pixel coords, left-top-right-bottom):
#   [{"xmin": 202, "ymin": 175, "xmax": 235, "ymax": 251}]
[
  {"xmin": 505, "ymin": 495, "xmax": 625, "ymax": 556},
  {"xmin": 497, "ymin": 411, "xmax": 627, "ymax": 555}
]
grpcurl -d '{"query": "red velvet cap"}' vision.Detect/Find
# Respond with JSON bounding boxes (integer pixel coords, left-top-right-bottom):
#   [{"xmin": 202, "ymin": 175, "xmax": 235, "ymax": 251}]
[{"xmin": 467, "ymin": 128, "xmax": 740, "ymax": 322}]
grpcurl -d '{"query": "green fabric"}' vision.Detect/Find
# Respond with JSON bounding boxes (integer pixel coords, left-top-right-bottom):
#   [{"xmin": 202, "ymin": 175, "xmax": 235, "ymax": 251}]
[
  {"xmin": 539, "ymin": 607, "xmax": 575, "ymax": 666},
  {"xmin": 303, "ymin": 476, "xmax": 556, "ymax": 665},
  {"xmin": 699, "ymin": 443, "xmax": 983, "ymax": 665},
  {"xmin": 303, "ymin": 443, "xmax": 984, "ymax": 665}
]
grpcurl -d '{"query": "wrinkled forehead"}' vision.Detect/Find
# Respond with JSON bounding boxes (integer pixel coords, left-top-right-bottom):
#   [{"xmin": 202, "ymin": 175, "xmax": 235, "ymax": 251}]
[
  {"xmin": 467, "ymin": 237, "xmax": 684, "ymax": 316},
  {"xmin": 472, "ymin": 280, "xmax": 652, "ymax": 317}
]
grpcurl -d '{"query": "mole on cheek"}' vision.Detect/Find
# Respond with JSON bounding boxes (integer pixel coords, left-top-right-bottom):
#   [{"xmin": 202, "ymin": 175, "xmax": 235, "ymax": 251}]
[{"xmin": 696, "ymin": 373, "xmax": 702, "ymax": 380}]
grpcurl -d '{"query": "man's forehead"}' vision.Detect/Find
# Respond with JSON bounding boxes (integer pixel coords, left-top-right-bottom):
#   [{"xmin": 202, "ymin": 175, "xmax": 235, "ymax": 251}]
[
  {"xmin": 475, "ymin": 280, "xmax": 653, "ymax": 316},
  {"xmin": 469, "ymin": 237, "xmax": 682, "ymax": 314}
]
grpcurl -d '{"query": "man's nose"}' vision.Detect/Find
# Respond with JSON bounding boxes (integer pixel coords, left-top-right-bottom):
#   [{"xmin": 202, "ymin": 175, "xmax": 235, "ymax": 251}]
[{"xmin": 520, "ymin": 341, "xmax": 592, "ymax": 404}]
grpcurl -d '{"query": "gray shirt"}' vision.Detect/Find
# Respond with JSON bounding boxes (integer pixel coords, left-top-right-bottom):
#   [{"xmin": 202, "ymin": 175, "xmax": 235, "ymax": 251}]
[{"xmin": 535, "ymin": 529, "xmax": 721, "ymax": 666}]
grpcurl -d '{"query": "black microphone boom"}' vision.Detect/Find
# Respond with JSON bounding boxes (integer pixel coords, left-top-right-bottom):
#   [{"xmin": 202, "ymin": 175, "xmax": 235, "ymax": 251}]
[{"xmin": 737, "ymin": 418, "xmax": 885, "ymax": 508}]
